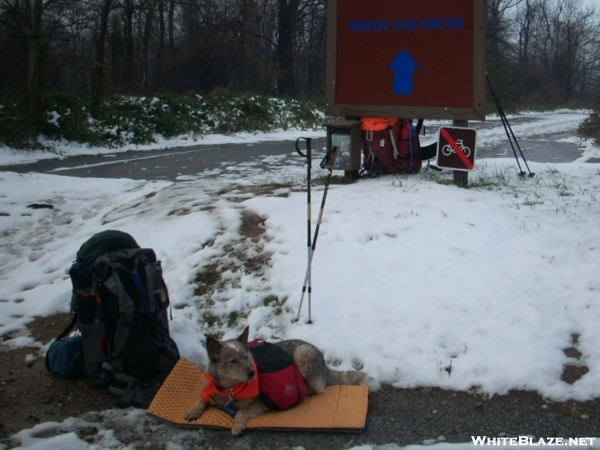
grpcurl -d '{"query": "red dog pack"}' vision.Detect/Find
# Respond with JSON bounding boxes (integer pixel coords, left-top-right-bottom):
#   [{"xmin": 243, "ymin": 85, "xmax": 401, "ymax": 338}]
[{"xmin": 248, "ymin": 340, "xmax": 308, "ymax": 410}]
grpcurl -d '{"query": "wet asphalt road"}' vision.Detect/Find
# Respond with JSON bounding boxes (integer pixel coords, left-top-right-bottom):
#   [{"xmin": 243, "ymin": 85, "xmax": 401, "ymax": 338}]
[
  {"xmin": 0, "ymin": 139, "xmax": 327, "ymax": 182},
  {"xmin": 0, "ymin": 117, "xmax": 590, "ymax": 182}
]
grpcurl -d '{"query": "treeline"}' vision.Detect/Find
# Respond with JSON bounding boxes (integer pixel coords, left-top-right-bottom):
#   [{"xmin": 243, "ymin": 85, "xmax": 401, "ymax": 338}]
[
  {"xmin": 0, "ymin": 0, "xmax": 599, "ymax": 124},
  {"xmin": 0, "ymin": 0, "xmax": 328, "ymax": 124},
  {"xmin": 487, "ymin": 0, "xmax": 600, "ymax": 108}
]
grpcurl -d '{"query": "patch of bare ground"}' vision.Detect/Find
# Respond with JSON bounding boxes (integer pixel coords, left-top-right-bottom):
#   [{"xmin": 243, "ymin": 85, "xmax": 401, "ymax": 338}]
[
  {"xmin": 192, "ymin": 209, "xmax": 275, "ymax": 337},
  {"xmin": 216, "ymin": 183, "xmax": 296, "ymax": 202},
  {"xmin": 561, "ymin": 334, "xmax": 589, "ymax": 385},
  {"xmin": 0, "ymin": 314, "xmax": 166, "ymax": 441},
  {"xmin": 240, "ymin": 210, "xmax": 266, "ymax": 240}
]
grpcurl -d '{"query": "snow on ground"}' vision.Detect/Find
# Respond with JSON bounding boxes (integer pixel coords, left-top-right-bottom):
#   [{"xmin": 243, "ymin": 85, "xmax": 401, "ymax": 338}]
[{"xmin": 1, "ymin": 110, "xmax": 599, "ymax": 449}]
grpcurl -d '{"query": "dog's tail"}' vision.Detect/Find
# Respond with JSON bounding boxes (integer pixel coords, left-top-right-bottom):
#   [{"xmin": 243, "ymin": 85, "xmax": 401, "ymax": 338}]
[{"xmin": 327, "ymin": 369, "xmax": 381, "ymax": 391}]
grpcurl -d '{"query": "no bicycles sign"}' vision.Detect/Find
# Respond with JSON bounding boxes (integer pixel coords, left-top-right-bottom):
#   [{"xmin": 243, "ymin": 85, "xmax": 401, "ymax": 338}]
[{"xmin": 436, "ymin": 126, "xmax": 477, "ymax": 171}]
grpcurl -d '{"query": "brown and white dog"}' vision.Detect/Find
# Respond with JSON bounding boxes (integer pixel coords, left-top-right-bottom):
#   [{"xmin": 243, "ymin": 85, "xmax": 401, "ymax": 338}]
[{"xmin": 184, "ymin": 326, "xmax": 378, "ymax": 435}]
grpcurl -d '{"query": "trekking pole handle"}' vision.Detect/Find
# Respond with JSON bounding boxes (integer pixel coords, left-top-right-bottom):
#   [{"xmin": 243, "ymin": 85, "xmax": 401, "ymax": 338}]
[
  {"xmin": 295, "ymin": 137, "xmax": 312, "ymax": 159},
  {"xmin": 320, "ymin": 145, "xmax": 338, "ymax": 170}
]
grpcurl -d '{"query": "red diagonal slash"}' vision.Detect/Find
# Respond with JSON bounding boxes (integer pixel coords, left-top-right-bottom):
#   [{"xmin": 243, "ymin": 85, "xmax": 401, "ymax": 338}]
[{"xmin": 440, "ymin": 128, "xmax": 473, "ymax": 170}]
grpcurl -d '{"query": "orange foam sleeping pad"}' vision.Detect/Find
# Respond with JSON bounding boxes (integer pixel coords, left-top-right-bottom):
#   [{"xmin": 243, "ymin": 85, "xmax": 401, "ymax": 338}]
[{"xmin": 147, "ymin": 357, "xmax": 370, "ymax": 432}]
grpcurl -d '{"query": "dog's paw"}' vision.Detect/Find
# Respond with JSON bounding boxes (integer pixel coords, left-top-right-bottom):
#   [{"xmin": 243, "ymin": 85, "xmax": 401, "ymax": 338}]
[
  {"xmin": 364, "ymin": 376, "xmax": 381, "ymax": 392},
  {"xmin": 231, "ymin": 415, "xmax": 248, "ymax": 436},
  {"xmin": 183, "ymin": 410, "xmax": 199, "ymax": 421},
  {"xmin": 184, "ymin": 403, "xmax": 205, "ymax": 421},
  {"xmin": 231, "ymin": 424, "xmax": 245, "ymax": 436}
]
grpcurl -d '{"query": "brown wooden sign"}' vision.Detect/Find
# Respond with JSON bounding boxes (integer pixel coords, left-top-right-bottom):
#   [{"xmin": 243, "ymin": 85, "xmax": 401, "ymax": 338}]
[{"xmin": 326, "ymin": 0, "xmax": 487, "ymax": 120}]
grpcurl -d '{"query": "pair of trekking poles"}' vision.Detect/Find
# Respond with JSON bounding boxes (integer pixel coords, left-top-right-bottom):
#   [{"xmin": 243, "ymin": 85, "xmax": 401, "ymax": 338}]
[
  {"xmin": 486, "ymin": 73, "xmax": 534, "ymax": 177},
  {"xmin": 294, "ymin": 137, "xmax": 338, "ymax": 324}
]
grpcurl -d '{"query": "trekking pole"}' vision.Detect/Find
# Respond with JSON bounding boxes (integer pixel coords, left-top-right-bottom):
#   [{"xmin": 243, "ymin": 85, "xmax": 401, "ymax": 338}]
[
  {"xmin": 486, "ymin": 73, "xmax": 535, "ymax": 178},
  {"xmin": 295, "ymin": 137, "xmax": 313, "ymax": 323},
  {"xmin": 295, "ymin": 145, "xmax": 338, "ymax": 324}
]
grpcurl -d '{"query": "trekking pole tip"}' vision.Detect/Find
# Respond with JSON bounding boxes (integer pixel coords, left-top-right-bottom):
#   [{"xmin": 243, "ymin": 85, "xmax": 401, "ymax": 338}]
[{"xmin": 528, "ymin": 173, "xmax": 535, "ymax": 178}]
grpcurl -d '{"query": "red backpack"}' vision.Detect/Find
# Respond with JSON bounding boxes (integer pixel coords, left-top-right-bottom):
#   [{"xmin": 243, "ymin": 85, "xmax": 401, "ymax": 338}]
[
  {"xmin": 361, "ymin": 117, "xmax": 422, "ymax": 176},
  {"xmin": 248, "ymin": 340, "xmax": 308, "ymax": 410}
]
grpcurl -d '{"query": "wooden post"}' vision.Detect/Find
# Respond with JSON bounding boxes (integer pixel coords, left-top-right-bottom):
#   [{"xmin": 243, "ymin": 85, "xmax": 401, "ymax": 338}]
[
  {"xmin": 344, "ymin": 170, "xmax": 360, "ymax": 182},
  {"xmin": 453, "ymin": 119, "xmax": 468, "ymax": 187}
]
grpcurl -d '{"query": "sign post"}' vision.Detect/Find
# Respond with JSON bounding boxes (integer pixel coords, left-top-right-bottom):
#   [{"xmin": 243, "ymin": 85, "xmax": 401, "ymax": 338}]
[{"xmin": 453, "ymin": 120, "xmax": 469, "ymax": 186}]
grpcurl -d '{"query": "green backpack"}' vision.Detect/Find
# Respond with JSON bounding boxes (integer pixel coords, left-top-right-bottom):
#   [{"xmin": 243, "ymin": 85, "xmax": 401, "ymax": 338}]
[{"xmin": 50, "ymin": 230, "xmax": 180, "ymax": 407}]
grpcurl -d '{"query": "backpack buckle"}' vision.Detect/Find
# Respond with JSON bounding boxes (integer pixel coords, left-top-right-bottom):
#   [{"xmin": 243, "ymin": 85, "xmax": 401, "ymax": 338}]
[{"xmin": 109, "ymin": 372, "xmax": 144, "ymax": 408}]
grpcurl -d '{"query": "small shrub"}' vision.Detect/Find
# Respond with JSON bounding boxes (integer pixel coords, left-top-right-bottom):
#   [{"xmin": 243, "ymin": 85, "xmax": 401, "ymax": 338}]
[
  {"xmin": 40, "ymin": 92, "xmax": 101, "ymax": 145},
  {"xmin": 0, "ymin": 99, "xmax": 38, "ymax": 148},
  {"xmin": 0, "ymin": 90, "xmax": 326, "ymax": 149},
  {"xmin": 578, "ymin": 102, "xmax": 600, "ymax": 145}
]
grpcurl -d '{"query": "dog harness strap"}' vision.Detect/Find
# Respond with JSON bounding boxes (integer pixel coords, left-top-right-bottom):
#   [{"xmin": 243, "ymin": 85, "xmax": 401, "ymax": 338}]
[{"xmin": 202, "ymin": 361, "xmax": 260, "ymax": 404}]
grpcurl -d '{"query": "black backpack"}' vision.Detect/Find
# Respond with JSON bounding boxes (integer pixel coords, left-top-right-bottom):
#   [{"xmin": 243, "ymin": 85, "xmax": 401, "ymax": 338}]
[{"xmin": 46, "ymin": 230, "xmax": 180, "ymax": 407}]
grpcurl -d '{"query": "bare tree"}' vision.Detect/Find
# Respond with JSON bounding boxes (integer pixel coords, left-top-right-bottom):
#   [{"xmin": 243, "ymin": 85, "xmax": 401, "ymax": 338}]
[
  {"xmin": 275, "ymin": 0, "xmax": 299, "ymax": 96},
  {"xmin": 90, "ymin": 0, "xmax": 113, "ymax": 116},
  {"xmin": 295, "ymin": 0, "xmax": 326, "ymax": 96},
  {"xmin": 552, "ymin": 0, "xmax": 600, "ymax": 102},
  {"xmin": 0, "ymin": 0, "xmax": 78, "ymax": 120},
  {"xmin": 486, "ymin": 0, "xmax": 524, "ymax": 100},
  {"xmin": 519, "ymin": 0, "xmax": 600, "ymax": 103}
]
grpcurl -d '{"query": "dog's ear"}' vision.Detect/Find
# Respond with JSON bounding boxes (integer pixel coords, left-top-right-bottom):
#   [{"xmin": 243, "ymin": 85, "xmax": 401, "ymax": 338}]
[
  {"xmin": 206, "ymin": 336, "xmax": 222, "ymax": 362},
  {"xmin": 237, "ymin": 326, "xmax": 250, "ymax": 346}
]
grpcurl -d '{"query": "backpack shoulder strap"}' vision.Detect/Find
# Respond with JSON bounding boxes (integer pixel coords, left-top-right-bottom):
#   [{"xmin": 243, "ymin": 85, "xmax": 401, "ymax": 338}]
[
  {"xmin": 45, "ymin": 313, "xmax": 78, "ymax": 373},
  {"xmin": 92, "ymin": 251, "xmax": 138, "ymax": 361},
  {"xmin": 388, "ymin": 123, "xmax": 400, "ymax": 160},
  {"xmin": 55, "ymin": 313, "xmax": 78, "ymax": 341},
  {"xmin": 415, "ymin": 118, "xmax": 424, "ymax": 136}
]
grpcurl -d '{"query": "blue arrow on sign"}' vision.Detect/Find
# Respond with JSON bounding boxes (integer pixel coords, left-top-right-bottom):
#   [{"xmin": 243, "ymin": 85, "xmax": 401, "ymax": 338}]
[{"xmin": 389, "ymin": 50, "xmax": 421, "ymax": 95}]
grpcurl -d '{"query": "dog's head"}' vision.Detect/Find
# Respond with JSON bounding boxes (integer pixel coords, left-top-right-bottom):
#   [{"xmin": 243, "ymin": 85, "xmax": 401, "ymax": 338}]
[{"xmin": 206, "ymin": 326, "xmax": 256, "ymax": 390}]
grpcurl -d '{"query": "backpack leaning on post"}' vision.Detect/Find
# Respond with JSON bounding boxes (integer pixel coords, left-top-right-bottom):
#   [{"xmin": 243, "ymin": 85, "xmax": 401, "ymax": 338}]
[
  {"xmin": 361, "ymin": 117, "xmax": 422, "ymax": 177},
  {"xmin": 46, "ymin": 230, "xmax": 180, "ymax": 408}
]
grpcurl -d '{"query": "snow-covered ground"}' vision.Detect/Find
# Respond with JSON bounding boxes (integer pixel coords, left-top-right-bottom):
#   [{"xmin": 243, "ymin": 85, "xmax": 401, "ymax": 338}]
[{"xmin": 1, "ymin": 110, "xmax": 600, "ymax": 449}]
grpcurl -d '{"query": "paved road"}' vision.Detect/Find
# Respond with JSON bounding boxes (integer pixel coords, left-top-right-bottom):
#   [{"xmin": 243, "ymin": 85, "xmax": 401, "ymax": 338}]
[
  {"xmin": 468, "ymin": 115, "xmax": 587, "ymax": 164},
  {"xmin": 0, "ymin": 116, "xmax": 590, "ymax": 182},
  {"xmin": 0, "ymin": 139, "xmax": 326, "ymax": 182}
]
